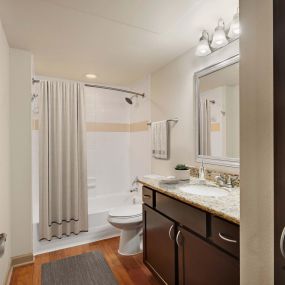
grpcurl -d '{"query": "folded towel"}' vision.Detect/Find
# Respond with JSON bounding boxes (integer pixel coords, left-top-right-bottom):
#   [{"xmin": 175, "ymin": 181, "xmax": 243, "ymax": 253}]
[{"xmin": 151, "ymin": 120, "xmax": 168, "ymax": 159}]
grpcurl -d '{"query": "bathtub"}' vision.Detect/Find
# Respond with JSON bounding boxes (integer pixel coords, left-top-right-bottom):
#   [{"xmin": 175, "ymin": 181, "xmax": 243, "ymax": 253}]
[
  {"xmin": 88, "ymin": 192, "xmax": 138, "ymax": 228},
  {"xmin": 33, "ymin": 191, "xmax": 141, "ymax": 254}
]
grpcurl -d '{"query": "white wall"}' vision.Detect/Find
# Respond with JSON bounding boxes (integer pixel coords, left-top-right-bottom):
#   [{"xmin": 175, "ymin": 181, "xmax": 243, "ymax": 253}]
[
  {"xmin": 240, "ymin": 0, "xmax": 274, "ymax": 283},
  {"xmin": 151, "ymin": 41, "xmax": 239, "ymax": 176},
  {"xmin": 129, "ymin": 76, "xmax": 152, "ymax": 182},
  {"xmin": 10, "ymin": 49, "xmax": 33, "ymax": 257},
  {"xmin": 0, "ymin": 20, "xmax": 11, "ymax": 285}
]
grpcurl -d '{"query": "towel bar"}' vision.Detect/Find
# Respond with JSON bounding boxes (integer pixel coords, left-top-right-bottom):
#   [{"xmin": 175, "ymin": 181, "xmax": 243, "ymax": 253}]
[{"xmin": 147, "ymin": 118, "xmax": 178, "ymax": 126}]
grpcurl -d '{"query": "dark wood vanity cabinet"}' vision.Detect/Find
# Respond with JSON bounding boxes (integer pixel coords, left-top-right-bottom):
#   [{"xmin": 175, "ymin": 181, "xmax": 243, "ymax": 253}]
[
  {"xmin": 142, "ymin": 186, "xmax": 240, "ymax": 285},
  {"xmin": 143, "ymin": 205, "xmax": 176, "ymax": 285},
  {"xmin": 178, "ymin": 227, "xmax": 239, "ymax": 285}
]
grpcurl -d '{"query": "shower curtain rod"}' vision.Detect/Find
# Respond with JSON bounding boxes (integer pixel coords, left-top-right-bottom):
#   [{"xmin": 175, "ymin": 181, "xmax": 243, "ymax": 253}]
[{"xmin": 32, "ymin": 78, "xmax": 145, "ymax": 97}]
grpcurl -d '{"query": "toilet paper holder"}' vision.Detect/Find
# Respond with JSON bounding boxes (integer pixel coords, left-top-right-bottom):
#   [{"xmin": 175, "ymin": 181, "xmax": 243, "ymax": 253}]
[
  {"xmin": 0, "ymin": 233, "xmax": 7, "ymax": 258},
  {"xmin": 0, "ymin": 233, "xmax": 7, "ymax": 242}
]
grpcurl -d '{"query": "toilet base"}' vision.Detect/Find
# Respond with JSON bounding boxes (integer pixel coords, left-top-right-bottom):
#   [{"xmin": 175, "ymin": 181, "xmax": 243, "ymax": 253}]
[{"xmin": 118, "ymin": 228, "xmax": 143, "ymax": 256}]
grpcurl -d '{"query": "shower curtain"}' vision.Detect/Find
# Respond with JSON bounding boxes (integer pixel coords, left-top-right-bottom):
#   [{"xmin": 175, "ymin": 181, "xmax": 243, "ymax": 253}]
[
  {"xmin": 39, "ymin": 80, "xmax": 88, "ymax": 240},
  {"xmin": 200, "ymin": 97, "xmax": 211, "ymax": 156}
]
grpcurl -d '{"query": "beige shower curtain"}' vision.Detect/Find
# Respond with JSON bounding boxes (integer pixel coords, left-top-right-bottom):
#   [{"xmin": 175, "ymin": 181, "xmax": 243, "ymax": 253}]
[
  {"xmin": 39, "ymin": 81, "xmax": 88, "ymax": 240},
  {"xmin": 200, "ymin": 97, "xmax": 211, "ymax": 156}
]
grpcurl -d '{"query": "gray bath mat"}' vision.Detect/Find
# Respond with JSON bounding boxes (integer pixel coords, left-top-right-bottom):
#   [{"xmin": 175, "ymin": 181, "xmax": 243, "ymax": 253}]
[{"xmin": 42, "ymin": 251, "xmax": 118, "ymax": 285}]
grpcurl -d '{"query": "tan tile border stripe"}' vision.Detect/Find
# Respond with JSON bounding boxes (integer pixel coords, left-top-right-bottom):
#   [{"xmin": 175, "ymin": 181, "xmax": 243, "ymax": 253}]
[
  {"xmin": 211, "ymin": 122, "xmax": 220, "ymax": 132},
  {"xmin": 86, "ymin": 122, "xmax": 130, "ymax": 132},
  {"xmin": 130, "ymin": 121, "xmax": 148, "ymax": 132},
  {"xmin": 32, "ymin": 120, "xmax": 149, "ymax": 132},
  {"xmin": 32, "ymin": 119, "xmax": 39, "ymax": 130}
]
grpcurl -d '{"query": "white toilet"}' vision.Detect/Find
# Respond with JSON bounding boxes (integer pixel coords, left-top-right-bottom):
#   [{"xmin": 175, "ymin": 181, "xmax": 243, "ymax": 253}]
[{"xmin": 108, "ymin": 204, "xmax": 143, "ymax": 256}]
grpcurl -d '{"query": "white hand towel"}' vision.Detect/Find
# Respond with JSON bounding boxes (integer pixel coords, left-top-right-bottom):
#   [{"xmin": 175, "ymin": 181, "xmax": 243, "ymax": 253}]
[{"xmin": 151, "ymin": 120, "xmax": 168, "ymax": 159}]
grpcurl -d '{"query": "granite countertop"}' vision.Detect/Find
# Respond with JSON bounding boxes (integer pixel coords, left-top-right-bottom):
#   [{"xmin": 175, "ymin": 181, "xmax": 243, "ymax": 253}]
[{"xmin": 139, "ymin": 176, "xmax": 240, "ymax": 225}]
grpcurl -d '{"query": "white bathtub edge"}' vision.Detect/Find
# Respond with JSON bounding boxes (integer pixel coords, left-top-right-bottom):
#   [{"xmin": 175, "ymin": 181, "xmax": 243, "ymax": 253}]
[{"xmin": 33, "ymin": 224, "xmax": 120, "ymax": 255}]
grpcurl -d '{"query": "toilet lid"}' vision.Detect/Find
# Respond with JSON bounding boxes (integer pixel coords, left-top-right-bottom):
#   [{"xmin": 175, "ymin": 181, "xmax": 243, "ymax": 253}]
[{"xmin": 109, "ymin": 204, "xmax": 142, "ymax": 218}]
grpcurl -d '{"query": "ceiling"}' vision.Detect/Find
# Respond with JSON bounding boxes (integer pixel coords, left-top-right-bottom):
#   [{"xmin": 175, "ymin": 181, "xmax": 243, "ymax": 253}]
[{"xmin": 0, "ymin": 0, "xmax": 238, "ymax": 85}]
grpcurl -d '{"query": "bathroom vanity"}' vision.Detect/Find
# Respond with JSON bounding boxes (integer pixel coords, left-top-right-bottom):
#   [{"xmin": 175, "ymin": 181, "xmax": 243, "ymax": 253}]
[{"xmin": 140, "ymin": 178, "xmax": 240, "ymax": 285}]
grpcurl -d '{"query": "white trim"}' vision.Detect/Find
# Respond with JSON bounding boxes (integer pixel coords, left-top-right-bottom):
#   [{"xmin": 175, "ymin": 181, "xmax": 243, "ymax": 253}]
[
  {"xmin": 194, "ymin": 55, "xmax": 240, "ymax": 168},
  {"xmin": 33, "ymin": 224, "xmax": 119, "ymax": 255}
]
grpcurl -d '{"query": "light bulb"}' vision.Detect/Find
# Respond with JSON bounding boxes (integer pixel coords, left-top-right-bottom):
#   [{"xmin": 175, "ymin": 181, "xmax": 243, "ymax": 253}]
[
  {"xmin": 211, "ymin": 19, "xmax": 228, "ymax": 49},
  {"xmin": 195, "ymin": 31, "xmax": 211, "ymax": 57},
  {"xmin": 228, "ymin": 10, "xmax": 240, "ymax": 39}
]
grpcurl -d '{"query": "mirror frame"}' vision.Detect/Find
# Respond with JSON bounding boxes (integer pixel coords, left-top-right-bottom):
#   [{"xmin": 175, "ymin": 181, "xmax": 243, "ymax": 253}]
[{"xmin": 194, "ymin": 54, "xmax": 240, "ymax": 168}]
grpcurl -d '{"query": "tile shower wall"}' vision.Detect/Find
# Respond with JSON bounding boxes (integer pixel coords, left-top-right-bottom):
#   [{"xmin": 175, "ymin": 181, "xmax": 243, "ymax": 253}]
[
  {"xmin": 130, "ymin": 76, "xmax": 151, "ymax": 183},
  {"xmin": 32, "ymin": 77, "xmax": 151, "ymax": 223},
  {"xmin": 85, "ymin": 86, "xmax": 131, "ymax": 198}
]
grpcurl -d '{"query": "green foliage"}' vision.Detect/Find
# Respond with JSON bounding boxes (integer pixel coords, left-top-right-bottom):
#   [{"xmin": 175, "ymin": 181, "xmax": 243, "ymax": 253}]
[{"xmin": 175, "ymin": 164, "xmax": 190, "ymax": 170}]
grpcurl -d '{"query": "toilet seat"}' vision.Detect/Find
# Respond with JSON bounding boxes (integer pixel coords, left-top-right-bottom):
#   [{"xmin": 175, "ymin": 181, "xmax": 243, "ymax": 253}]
[{"xmin": 109, "ymin": 204, "xmax": 142, "ymax": 218}]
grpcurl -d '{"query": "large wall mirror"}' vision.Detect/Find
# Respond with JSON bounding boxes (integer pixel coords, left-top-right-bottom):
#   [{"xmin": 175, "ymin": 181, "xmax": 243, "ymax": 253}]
[{"xmin": 194, "ymin": 55, "xmax": 239, "ymax": 167}]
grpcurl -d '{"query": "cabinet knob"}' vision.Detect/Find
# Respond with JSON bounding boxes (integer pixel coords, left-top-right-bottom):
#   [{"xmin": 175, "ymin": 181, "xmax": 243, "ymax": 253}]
[
  {"xmin": 280, "ymin": 227, "xmax": 285, "ymax": 259},
  {"xmin": 176, "ymin": 230, "xmax": 183, "ymax": 247},
  {"xmin": 168, "ymin": 225, "xmax": 175, "ymax": 240},
  {"xmin": 143, "ymin": 194, "xmax": 151, "ymax": 199}
]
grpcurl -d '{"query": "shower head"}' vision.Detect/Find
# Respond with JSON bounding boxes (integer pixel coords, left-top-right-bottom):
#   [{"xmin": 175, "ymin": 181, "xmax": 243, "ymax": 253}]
[
  {"xmin": 125, "ymin": 93, "xmax": 144, "ymax": 105},
  {"xmin": 125, "ymin": 97, "xmax": 133, "ymax": 105}
]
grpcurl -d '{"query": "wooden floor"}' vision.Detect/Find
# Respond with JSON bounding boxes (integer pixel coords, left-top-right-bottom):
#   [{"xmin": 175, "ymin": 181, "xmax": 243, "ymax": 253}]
[{"xmin": 10, "ymin": 237, "xmax": 161, "ymax": 285}]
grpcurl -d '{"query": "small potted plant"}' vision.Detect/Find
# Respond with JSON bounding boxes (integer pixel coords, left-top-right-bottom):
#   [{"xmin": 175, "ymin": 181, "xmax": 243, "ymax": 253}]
[{"xmin": 175, "ymin": 164, "xmax": 190, "ymax": 181}]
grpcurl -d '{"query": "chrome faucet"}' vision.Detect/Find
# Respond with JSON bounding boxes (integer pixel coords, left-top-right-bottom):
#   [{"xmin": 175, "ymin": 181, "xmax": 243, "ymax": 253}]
[
  {"xmin": 130, "ymin": 176, "xmax": 139, "ymax": 193},
  {"xmin": 215, "ymin": 174, "xmax": 237, "ymax": 189},
  {"xmin": 199, "ymin": 160, "xmax": 205, "ymax": 180}
]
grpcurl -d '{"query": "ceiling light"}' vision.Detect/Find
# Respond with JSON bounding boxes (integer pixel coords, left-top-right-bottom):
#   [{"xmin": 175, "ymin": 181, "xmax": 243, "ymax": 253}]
[
  {"xmin": 195, "ymin": 31, "xmax": 211, "ymax": 56},
  {"xmin": 228, "ymin": 9, "xmax": 240, "ymax": 39},
  {"xmin": 211, "ymin": 19, "xmax": 228, "ymax": 49},
  {"xmin": 85, "ymin": 74, "xmax": 97, "ymax": 79}
]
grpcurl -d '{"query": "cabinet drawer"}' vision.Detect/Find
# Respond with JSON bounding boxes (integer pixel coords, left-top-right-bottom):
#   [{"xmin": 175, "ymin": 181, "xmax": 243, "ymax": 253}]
[
  {"xmin": 142, "ymin": 187, "xmax": 154, "ymax": 208},
  {"xmin": 156, "ymin": 192, "xmax": 207, "ymax": 237},
  {"xmin": 210, "ymin": 216, "xmax": 239, "ymax": 258}
]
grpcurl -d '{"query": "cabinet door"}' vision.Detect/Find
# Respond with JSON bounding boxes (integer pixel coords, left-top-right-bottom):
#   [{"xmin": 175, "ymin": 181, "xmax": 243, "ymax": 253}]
[
  {"xmin": 177, "ymin": 227, "xmax": 239, "ymax": 285},
  {"xmin": 143, "ymin": 205, "xmax": 176, "ymax": 285}
]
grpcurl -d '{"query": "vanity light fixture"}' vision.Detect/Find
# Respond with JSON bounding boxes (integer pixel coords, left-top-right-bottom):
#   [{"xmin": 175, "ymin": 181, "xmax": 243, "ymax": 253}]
[
  {"xmin": 195, "ymin": 9, "xmax": 240, "ymax": 57},
  {"xmin": 195, "ymin": 31, "xmax": 211, "ymax": 57},
  {"xmin": 228, "ymin": 8, "xmax": 240, "ymax": 39},
  {"xmin": 211, "ymin": 18, "xmax": 228, "ymax": 49}
]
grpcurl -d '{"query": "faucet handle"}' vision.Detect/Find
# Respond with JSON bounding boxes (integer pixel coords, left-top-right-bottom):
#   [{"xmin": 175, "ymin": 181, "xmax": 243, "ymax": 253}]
[
  {"xmin": 227, "ymin": 175, "xmax": 238, "ymax": 186},
  {"xmin": 215, "ymin": 175, "xmax": 226, "ymax": 186},
  {"xmin": 215, "ymin": 174, "xmax": 225, "ymax": 181}
]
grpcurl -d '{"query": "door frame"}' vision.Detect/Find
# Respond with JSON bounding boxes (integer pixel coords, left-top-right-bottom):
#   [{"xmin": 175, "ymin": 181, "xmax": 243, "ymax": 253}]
[{"xmin": 274, "ymin": 0, "xmax": 285, "ymax": 283}]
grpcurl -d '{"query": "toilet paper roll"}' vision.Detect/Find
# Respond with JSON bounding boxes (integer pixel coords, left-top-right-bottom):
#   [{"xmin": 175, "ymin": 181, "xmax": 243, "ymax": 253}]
[{"xmin": 0, "ymin": 233, "xmax": 7, "ymax": 258}]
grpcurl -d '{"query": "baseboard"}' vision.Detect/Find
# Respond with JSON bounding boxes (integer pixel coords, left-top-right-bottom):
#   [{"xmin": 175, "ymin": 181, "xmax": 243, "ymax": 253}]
[
  {"xmin": 4, "ymin": 254, "xmax": 34, "ymax": 285},
  {"xmin": 11, "ymin": 253, "xmax": 34, "ymax": 267},
  {"xmin": 5, "ymin": 264, "xmax": 13, "ymax": 285}
]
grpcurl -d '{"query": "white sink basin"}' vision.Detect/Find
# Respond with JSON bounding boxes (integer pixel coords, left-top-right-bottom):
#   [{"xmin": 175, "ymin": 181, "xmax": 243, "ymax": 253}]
[{"xmin": 179, "ymin": 184, "xmax": 229, "ymax": 197}]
